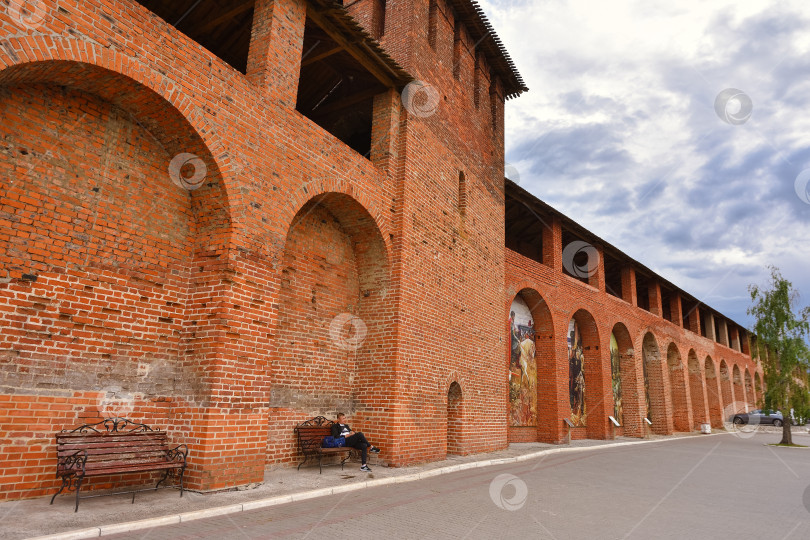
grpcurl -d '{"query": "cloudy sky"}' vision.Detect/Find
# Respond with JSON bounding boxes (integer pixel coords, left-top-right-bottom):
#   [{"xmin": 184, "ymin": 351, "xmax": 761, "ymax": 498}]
[{"xmin": 480, "ymin": 0, "xmax": 810, "ymax": 328}]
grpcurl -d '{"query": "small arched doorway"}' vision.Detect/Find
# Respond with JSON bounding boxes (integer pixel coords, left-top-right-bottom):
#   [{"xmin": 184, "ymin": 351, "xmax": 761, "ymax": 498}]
[{"xmin": 447, "ymin": 382, "xmax": 463, "ymax": 456}]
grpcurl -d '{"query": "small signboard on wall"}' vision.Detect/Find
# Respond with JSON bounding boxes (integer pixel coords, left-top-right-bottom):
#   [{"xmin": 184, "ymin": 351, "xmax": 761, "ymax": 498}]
[
  {"xmin": 563, "ymin": 418, "xmax": 575, "ymax": 428},
  {"xmin": 608, "ymin": 416, "xmax": 620, "ymax": 427},
  {"xmin": 644, "ymin": 417, "xmax": 653, "ymax": 425}
]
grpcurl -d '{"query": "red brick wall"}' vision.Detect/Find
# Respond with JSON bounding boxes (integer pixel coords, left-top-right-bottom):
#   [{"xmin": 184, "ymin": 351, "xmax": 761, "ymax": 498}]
[
  {"xmin": 0, "ymin": 0, "xmax": 762, "ymax": 504},
  {"xmin": 506, "ymin": 246, "xmax": 761, "ymax": 442}
]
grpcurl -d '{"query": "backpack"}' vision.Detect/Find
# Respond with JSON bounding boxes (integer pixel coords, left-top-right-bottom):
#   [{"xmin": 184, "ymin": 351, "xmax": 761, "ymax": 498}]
[{"xmin": 322, "ymin": 436, "xmax": 346, "ymax": 448}]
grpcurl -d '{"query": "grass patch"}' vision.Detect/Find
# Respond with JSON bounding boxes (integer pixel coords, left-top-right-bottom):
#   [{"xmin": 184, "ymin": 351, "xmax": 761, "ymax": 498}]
[{"xmin": 767, "ymin": 443, "xmax": 808, "ymax": 448}]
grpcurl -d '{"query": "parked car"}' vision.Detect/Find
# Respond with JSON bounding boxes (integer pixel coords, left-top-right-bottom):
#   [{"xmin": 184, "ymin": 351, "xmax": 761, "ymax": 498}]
[{"xmin": 730, "ymin": 409, "xmax": 784, "ymax": 427}]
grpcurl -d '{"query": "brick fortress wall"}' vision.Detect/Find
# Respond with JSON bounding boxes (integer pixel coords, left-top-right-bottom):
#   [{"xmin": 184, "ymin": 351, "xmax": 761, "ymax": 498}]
[{"xmin": 0, "ymin": 0, "xmax": 761, "ymax": 503}]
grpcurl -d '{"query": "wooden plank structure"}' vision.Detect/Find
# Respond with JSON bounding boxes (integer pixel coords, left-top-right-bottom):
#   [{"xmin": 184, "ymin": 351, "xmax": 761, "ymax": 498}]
[
  {"xmin": 294, "ymin": 416, "xmax": 355, "ymax": 473},
  {"xmin": 51, "ymin": 418, "xmax": 188, "ymax": 512}
]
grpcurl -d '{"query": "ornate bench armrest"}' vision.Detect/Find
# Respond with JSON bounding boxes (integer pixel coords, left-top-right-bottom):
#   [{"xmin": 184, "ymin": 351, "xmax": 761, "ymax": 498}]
[
  {"xmin": 166, "ymin": 444, "xmax": 188, "ymax": 465},
  {"xmin": 299, "ymin": 439, "xmax": 321, "ymax": 455},
  {"xmin": 57, "ymin": 450, "xmax": 87, "ymax": 477}
]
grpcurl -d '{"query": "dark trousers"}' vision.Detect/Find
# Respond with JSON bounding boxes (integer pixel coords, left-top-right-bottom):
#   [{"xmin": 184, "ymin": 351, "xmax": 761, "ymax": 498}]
[{"xmin": 345, "ymin": 432, "xmax": 369, "ymax": 464}]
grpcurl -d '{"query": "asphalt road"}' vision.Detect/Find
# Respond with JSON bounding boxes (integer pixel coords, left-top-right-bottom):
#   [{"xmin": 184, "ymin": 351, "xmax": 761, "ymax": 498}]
[{"xmin": 108, "ymin": 432, "xmax": 810, "ymax": 540}]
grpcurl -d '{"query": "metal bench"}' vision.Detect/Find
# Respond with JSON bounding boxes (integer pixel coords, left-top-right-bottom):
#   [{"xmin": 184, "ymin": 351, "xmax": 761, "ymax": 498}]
[
  {"xmin": 51, "ymin": 417, "xmax": 188, "ymax": 511},
  {"xmin": 294, "ymin": 416, "xmax": 355, "ymax": 473}
]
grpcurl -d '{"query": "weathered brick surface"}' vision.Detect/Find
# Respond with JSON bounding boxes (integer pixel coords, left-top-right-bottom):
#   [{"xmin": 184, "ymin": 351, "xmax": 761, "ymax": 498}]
[{"xmin": 0, "ymin": 0, "xmax": 760, "ymax": 503}]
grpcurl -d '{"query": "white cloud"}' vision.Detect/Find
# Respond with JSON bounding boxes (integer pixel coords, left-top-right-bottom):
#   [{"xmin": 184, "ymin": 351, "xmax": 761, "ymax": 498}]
[{"xmin": 483, "ymin": 0, "xmax": 810, "ymax": 325}]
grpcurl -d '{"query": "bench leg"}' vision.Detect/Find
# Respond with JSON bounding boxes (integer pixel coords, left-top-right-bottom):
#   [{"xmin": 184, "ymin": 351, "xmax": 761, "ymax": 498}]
[
  {"xmin": 74, "ymin": 477, "xmax": 83, "ymax": 512},
  {"xmin": 156, "ymin": 469, "xmax": 170, "ymax": 490},
  {"xmin": 319, "ymin": 453, "xmax": 322, "ymax": 474},
  {"xmin": 50, "ymin": 475, "xmax": 69, "ymax": 505},
  {"xmin": 179, "ymin": 467, "xmax": 185, "ymax": 497}
]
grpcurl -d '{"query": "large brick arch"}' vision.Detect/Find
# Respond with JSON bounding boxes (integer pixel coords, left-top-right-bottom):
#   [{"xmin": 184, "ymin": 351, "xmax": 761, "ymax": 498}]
[
  {"xmin": 642, "ymin": 331, "xmax": 672, "ymax": 435},
  {"xmin": 704, "ymin": 356, "xmax": 724, "ymax": 427},
  {"xmin": 610, "ymin": 322, "xmax": 642, "ymax": 437},
  {"xmin": 281, "ymin": 180, "xmax": 391, "ymax": 254},
  {"xmin": 744, "ymin": 369, "xmax": 754, "ymax": 410},
  {"xmin": 719, "ymin": 360, "xmax": 734, "ymax": 416},
  {"xmin": 687, "ymin": 349, "xmax": 708, "ymax": 427},
  {"xmin": 0, "ymin": 38, "xmax": 236, "ymax": 226},
  {"xmin": 732, "ymin": 364, "xmax": 745, "ymax": 413},
  {"xmin": 506, "ymin": 287, "xmax": 554, "ymax": 443},
  {"xmin": 269, "ymin": 191, "xmax": 393, "ymax": 466},
  {"xmin": 0, "ymin": 54, "xmax": 240, "ymax": 495},
  {"xmin": 568, "ymin": 308, "xmax": 608, "ymax": 439},
  {"xmin": 666, "ymin": 342, "xmax": 691, "ymax": 432}
]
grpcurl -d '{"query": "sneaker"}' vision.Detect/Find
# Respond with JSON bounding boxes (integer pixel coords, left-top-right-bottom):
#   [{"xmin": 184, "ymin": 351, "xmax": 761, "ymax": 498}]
[
  {"xmin": 360, "ymin": 464, "xmax": 371, "ymax": 472},
  {"xmin": 369, "ymin": 446, "xmax": 381, "ymax": 453}
]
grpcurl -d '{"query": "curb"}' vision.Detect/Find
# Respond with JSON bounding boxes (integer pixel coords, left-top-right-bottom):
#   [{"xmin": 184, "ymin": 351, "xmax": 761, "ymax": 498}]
[{"xmin": 27, "ymin": 432, "xmax": 729, "ymax": 539}]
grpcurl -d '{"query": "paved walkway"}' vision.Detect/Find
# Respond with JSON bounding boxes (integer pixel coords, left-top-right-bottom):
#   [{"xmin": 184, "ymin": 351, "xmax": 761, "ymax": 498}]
[
  {"xmin": 2, "ymin": 427, "xmax": 807, "ymax": 539},
  {"xmin": 102, "ymin": 430, "xmax": 810, "ymax": 540}
]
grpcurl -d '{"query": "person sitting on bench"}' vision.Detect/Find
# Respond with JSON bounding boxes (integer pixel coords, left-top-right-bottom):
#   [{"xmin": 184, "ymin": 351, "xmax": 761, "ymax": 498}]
[{"xmin": 331, "ymin": 412, "xmax": 380, "ymax": 472}]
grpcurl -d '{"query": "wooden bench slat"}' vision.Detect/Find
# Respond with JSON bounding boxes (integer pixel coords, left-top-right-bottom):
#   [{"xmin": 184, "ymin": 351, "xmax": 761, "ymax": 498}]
[
  {"xmin": 57, "ymin": 434, "xmax": 167, "ymax": 443},
  {"xmin": 59, "ymin": 446, "xmax": 166, "ymax": 456},
  {"xmin": 58, "ymin": 442, "xmax": 168, "ymax": 454},
  {"xmin": 64, "ymin": 462, "xmax": 179, "ymax": 477}
]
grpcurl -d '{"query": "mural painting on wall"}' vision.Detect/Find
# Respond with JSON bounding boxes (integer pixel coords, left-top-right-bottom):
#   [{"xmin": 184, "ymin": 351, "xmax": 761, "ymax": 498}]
[
  {"xmin": 642, "ymin": 357, "xmax": 651, "ymax": 420},
  {"xmin": 610, "ymin": 333, "xmax": 623, "ymax": 424},
  {"xmin": 509, "ymin": 296, "xmax": 537, "ymax": 426},
  {"xmin": 568, "ymin": 319, "xmax": 586, "ymax": 426}
]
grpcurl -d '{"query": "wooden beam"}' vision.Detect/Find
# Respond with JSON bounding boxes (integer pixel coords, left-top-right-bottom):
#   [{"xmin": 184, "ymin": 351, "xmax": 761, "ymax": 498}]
[
  {"xmin": 197, "ymin": 0, "xmax": 254, "ymax": 34},
  {"xmin": 302, "ymin": 46, "xmax": 344, "ymax": 67},
  {"xmin": 310, "ymin": 86, "xmax": 383, "ymax": 116},
  {"xmin": 307, "ymin": 7, "xmax": 395, "ymax": 87}
]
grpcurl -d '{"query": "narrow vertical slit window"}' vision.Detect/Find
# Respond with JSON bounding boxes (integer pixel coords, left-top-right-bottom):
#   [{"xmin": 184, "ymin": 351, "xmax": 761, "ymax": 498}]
[
  {"xmin": 473, "ymin": 54, "xmax": 480, "ymax": 108},
  {"xmin": 453, "ymin": 22, "xmax": 461, "ymax": 80},
  {"xmin": 489, "ymin": 75, "xmax": 498, "ymax": 130},
  {"xmin": 458, "ymin": 171, "xmax": 467, "ymax": 217},
  {"xmin": 428, "ymin": 0, "xmax": 438, "ymax": 49}
]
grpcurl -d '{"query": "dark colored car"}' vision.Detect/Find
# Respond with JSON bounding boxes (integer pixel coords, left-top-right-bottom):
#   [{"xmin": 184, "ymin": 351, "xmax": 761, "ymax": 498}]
[{"xmin": 730, "ymin": 409, "xmax": 784, "ymax": 427}]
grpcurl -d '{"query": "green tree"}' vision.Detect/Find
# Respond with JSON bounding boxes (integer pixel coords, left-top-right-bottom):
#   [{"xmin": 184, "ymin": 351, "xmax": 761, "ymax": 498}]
[{"xmin": 748, "ymin": 266, "xmax": 810, "ymax": 445}]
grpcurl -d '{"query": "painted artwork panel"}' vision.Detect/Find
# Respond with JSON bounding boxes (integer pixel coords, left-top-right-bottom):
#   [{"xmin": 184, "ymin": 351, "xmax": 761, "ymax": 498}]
[
  {"xmin": 568, "ymin": 319, "xmax": 586, "ymax": 426},
  {"xmin": 509, "ymin": 296, "xmax": 537, "ymax": 426},
  {"xmin": 610, "ymin": 333, "xmax": 623, "ymax": 424}
]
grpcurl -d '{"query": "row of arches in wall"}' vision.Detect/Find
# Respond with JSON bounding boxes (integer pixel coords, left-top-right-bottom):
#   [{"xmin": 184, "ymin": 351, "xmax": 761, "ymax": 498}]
[{"xmin": 508, "ymin": 288, "xmax": 762, "ymax": 438}]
